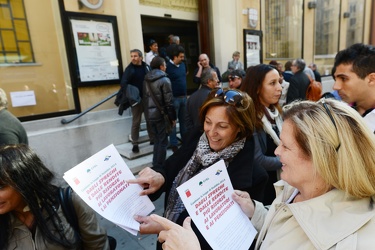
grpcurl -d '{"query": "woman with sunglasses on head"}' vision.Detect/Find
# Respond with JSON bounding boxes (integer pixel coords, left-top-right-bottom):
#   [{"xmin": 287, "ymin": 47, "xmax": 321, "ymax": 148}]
[
  {"xmin": 128, "ymin": 89, "xmax": 268, "ymax": 250},
  {"xmin": 152, "ymin": 98, "xmax": 375, "ymax": 250},
  {"xmin": 227, "ymin": 69, "xmax": 246, "ymax": 89},
  {"xmin": 240, "ymin": 64, "xmax": 283, "ymax": 205},
  {"xmin": 0, "ymin": 144, "xmax": 110, "ymax": 250}
]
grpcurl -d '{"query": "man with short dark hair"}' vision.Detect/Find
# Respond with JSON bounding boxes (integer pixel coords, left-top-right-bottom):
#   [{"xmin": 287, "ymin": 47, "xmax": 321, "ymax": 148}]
[
  {"xmin": 286, "ymin": 58, "xmax": 311, "ymax": 104},
  {"xmin": 166, "ymin": 45, "xmax": 187, "ymax": 152},
  {"xmin": 120, "ymin": 49, "xmax": 153, "ymax": 153},
  {"xmin": 185, "ymin": 68, "xmax": 219, "ymax": 130},
  {"xmin": 333, "ymin": 43, "xmax": 375, "ymax": 132}
]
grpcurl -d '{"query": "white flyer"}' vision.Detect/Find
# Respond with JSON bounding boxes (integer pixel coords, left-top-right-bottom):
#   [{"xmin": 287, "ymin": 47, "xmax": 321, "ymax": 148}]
[
  {"xmin": 63, "ymin": 144, "xmax": 155, "ymax": 235},
  {"xmin": 176, "ymin": 160, "xmax": 257, "ymax": 250}
]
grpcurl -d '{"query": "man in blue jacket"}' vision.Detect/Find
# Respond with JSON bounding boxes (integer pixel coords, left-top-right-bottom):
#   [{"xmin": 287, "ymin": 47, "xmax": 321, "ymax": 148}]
[
  {"xmin": 166, "ymin": 45, "xmax": 187, "ymax": 152},
  {"xmin": 120, "ymin": 49, "xmax": 153, "ymax": 153}
]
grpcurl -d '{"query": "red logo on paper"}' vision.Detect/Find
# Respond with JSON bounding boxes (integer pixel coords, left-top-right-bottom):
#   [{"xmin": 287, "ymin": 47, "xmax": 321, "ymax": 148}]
[
  {"xmin": 73, "ymin": 177, "xmax": 80, "ymax": 185},
  {"xmin": 185, "ymin": 189, "xmax": 191, "ymax": 198}
]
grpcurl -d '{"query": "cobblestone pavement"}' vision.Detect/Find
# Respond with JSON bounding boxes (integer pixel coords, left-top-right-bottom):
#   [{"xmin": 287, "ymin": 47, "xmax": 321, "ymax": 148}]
[{"xmin": 98, "ymin": 193, "xmax": 165, "ymax": 250}]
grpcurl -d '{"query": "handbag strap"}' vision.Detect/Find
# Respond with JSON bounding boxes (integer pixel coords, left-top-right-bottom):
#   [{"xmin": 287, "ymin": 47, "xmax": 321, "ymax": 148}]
[
  {"xmin": 146, "ymin": 80, "xmax": 165, "ymax": 115},
  {"xmin": 59, "ymin": 187, "xmax": 82, "ymax": 241}
]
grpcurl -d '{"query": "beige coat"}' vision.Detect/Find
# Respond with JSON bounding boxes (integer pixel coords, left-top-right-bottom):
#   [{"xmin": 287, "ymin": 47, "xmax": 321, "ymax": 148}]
[
  {"xmin": 7, "ymin": 192, "xmax": 109, "ymax": 250},
  {"xmin": 252, "ymin": 180, "xmax": 375, "ymax": 250}
]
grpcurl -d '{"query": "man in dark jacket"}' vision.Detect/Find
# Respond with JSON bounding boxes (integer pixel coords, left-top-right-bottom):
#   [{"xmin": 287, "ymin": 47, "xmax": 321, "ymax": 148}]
[
  {"xmin": 309, "ymin": 63, "xmax": 322, "ymax": 82},
  {"xmin": 286, "ymin": 58, "xmax": 311, "ymax": 104},
  {"xmin": 185, "ymin": 68, "xmax": 219, "ymax": 130},
  {"xmin": 143, "ymin": 57, "xmax": 176, "ymax": 168},
  {"xmin": 120, "ymin": 49, "xmax": 153, "ymax": 153}
]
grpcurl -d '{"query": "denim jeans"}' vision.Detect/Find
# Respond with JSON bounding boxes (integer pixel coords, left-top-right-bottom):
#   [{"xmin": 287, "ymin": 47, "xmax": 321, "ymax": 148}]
[
  {"xmin": 149, "ymin": 120, "xmax": 168, "ymax": 168},
  {"xmin": 169, "ymin": 96, "xmax": 187, "ymax": 146}
]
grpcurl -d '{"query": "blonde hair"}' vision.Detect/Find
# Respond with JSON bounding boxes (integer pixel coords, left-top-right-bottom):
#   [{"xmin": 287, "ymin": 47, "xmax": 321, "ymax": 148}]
[
  {"xmin": 283, "ymin": 99, "xmax": 375, "ymax": 198},
  {"xmin": 0, "ymin": 88, "xmax": 8, "ymax": 108}
]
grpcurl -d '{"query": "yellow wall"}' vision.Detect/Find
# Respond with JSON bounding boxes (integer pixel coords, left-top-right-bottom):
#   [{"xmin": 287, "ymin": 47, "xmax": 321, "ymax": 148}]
[{"xmin": 1, "ymin": 0, "xmax": 74, "ymax": 117}]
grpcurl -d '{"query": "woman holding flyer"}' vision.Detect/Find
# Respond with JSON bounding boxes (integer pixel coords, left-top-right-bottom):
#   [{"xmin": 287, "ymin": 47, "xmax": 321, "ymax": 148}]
[
  {"xmin": 150, "ymin": 99, "xmax": 375, "ymax": 250},
  {"xmin": 128, "ymin": 89, "xmax": 268, "ymax": 249},
  {"xmin": 0, "ymin": 144, "xmax": 111, "ymax": 250}
]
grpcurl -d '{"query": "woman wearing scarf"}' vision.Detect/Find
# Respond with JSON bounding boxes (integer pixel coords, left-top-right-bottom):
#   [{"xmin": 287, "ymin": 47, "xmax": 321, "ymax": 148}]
[
  {"xmin": 128, "ymin": 89, "xmax": 268, "ymax": 250},
  {"xmin": 241, "ymin": 64, "xmax": 283, "ymax": 205}
]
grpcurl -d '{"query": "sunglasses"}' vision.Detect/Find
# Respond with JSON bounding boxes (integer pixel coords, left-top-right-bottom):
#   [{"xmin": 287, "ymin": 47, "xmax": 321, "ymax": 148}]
[
  {"xmin": 228, "ymin": 76, "xmax": 240, "ymax": 81},
  {"xmin": 214, "ymin": 88, "xmax": 245, "ymax": 108}
]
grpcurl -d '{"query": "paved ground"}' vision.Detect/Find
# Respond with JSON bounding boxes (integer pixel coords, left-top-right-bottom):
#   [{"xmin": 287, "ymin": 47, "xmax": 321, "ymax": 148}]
[{"xmin": 97, "ymin": 193, "xmax": 165, "ymax": 250}]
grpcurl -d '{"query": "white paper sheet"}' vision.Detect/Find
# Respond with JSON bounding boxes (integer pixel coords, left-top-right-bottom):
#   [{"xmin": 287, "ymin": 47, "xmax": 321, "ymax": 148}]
[
  {"xmin": 176, "ymin": 160, "xmax": 257, "ymax": 250},
  {"xmin": 10, "ymin": 91, "xmax": 36, "ymax": 107},
  {"xmin": 63, "ymin": 144, "xmax": 155, "ymax": 235}
]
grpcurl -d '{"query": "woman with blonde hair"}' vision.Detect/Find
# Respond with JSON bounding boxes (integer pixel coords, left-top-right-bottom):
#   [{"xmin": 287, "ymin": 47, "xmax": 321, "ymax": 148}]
[{"xmin": 152, "ymin": 98, "xmax": 375, "ymax": 249}]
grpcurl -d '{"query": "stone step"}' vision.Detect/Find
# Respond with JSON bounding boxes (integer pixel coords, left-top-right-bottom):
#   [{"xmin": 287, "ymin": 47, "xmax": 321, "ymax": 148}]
[
  {"xmin": 116, "ymin": 141, "xmax": 154, "ymax": 160},
  {"xmin": 117, "ymin": 143, "xmax": 174, "ymax": 174}
]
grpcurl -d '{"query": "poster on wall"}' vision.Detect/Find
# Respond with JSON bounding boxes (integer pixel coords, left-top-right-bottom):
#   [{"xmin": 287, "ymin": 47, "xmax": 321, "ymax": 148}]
[
  {"xmin": 71, "ymin": 19, "xmax": 119, "ymax": 82},
  {"xmin": 62, "ymin": 12, "xmax": 123, "ymax": 87},
  {"xmin": 243, "ymin": 30, "xmax": 263, "ymax": 69}
]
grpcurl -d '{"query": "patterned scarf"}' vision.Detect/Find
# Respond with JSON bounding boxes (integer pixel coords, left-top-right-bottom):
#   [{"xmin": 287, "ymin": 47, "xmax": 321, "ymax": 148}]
[{"xmin": 164, "ymin": 133, "xmax": 246, "ymax": 222}]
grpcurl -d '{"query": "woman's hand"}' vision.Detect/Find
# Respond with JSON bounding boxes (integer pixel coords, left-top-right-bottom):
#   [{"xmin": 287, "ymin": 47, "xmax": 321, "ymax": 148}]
[
  {"xmin": 232, "ymin": 190, "xmax": 255, "ymax": 219},
  {"xmin": 134, "ymin": 215, "xmax": 164, "ymax": 234},
  {"xmin": 150, "ymin": 214, "xmax": 201, "ymax": 250},
  {"xmin": 127, "ymin": 167, "xmax": 165, "ymax": 195}
]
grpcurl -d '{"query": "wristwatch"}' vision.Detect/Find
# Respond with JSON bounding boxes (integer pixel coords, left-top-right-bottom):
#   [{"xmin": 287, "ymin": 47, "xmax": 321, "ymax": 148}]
[{"xmin": 79, "ymin": 0, "xmax": 104, "ymax": 9}]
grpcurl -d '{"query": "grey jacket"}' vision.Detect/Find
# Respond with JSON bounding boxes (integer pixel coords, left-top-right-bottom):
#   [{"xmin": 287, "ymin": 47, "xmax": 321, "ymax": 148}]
[
  {"xmin": 143, "ymin": 69, "xmax": 176, "ymax": 122},
  {"xmin": 7, "ymin": 191, "xmax": 109, "ymax": 250}
]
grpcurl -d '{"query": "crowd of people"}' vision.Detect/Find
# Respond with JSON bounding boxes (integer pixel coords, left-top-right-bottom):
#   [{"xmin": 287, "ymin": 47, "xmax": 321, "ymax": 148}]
[
  {"xmin": 126, "ymin": 42, "xmax": 375, "ymax": 250},
  {"xmin": 2, "ymin": 42, "xmax": 375, "ymax": 249}
]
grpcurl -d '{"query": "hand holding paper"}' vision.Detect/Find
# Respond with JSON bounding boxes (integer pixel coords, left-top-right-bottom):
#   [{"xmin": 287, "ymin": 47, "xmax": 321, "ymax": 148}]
[
  {"xmin": 232, "ymin": 190, "xmax": 255, "ymax": 219},
  {"xmin": 127, "ymin": 167, "xmax": 165, "ymax": 196},
  {"xmin": 151, "ymin": 214, "xmax": 201, "ymax": 250},
  {"xmin": 63, "ymin": 144, "xmax": 155, "ymax": 235},
  {"xmin": 176, "ymin": 160, "xmax": 257, "ymax": 250}
]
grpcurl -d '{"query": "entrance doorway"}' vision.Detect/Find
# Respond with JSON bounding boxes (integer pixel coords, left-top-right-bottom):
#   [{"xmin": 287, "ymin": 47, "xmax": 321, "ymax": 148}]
[{"xmin": 141, "ymin": 16, "xmax": 199, "ymax": 94}]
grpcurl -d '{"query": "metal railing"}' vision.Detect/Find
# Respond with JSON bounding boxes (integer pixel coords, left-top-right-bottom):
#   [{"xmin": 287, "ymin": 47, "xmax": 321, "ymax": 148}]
[{"xmin": 61, "ymin": 91, "xmax": 118, "ymax": 124}]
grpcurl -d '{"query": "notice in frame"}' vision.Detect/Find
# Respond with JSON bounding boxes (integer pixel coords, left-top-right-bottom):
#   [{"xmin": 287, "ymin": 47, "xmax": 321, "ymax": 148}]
[
  {"xmin": 176, "ymin": 160, "xmax": 257, "ymax": 250},
  {"xmin": 63, "ymin": 144, "xmax": 155, "ymax": 235}
]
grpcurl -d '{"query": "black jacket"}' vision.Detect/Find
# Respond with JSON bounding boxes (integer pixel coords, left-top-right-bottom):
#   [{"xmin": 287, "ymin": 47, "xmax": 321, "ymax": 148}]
[
  {"xmin": 143, "ymin": 69, "xmax": 176, "ymax": 122},
  {"xmin": 151, "ymin": 128, "xmax": 268, "ymax": 250},
  {"xmin": 185, "ymin": 85, "xmax": 212, "ymax": 130},
  {"xmin": 286, "ymin": 70, "xmax": 310, "ymax": 104},
  {"xmin": 115, "ymin": 62, "xmax": 151, "ymax": 115}
]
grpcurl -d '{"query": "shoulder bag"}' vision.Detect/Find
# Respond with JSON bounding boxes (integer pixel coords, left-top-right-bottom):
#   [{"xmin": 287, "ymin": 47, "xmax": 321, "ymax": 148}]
[
  {"xmin": 59, "ymin": 186, "xmax": 117, "ymax": 250},
  {"xmin": 145, "ymin": 80, "xmax": 174, "ymax": 134}
]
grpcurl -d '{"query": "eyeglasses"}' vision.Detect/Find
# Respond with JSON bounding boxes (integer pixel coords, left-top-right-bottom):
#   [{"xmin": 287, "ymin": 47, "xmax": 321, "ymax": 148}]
[
  {"xmin": 321, "ymin": 99, "xmax": 341, "ymax": 151},
  {"xmin": 228, "ymin": 76, "xmax": 240, "ymax": 81},
  {"xmin": 214, "ymin": 88, "xmax": 245, "ymax": 108}
]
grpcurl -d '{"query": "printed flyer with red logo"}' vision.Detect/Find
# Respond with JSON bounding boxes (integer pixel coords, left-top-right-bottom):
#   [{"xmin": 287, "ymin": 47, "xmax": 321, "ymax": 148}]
[
  {"xmin": 176, "ymin": 160, "xmax": 257, "ymax": 250},
  {"xmin": 63, "ymin": 144, "xmax": 155, "ymax": 235}
]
